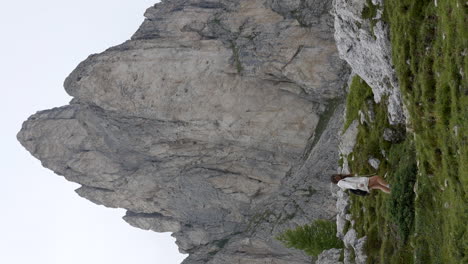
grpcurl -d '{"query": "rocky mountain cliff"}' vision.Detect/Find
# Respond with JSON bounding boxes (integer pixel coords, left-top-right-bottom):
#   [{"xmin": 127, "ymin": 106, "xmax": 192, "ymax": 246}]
[{"xmin": 17, "ymin": 0, "xmax": 359, "ymax": 263}]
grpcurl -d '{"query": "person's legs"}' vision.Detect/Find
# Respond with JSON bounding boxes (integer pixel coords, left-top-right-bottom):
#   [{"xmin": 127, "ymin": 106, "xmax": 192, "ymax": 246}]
[
  {"xmin": 371, "ymin": 184, "xmax": 391, "ymax": 193},
  {"xmin": 375, "ymin": 176, "xmax": 390, "ymax": 187},
  {"xmin": 368, "ymin": 176, "xmax": 391, "ymax": 193}
]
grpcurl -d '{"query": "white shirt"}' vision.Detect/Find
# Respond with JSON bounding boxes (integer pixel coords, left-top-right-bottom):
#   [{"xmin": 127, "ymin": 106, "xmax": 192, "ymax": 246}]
[{"xmin": 337, "ymin": 177, "xmax": 370, "ymax": 192}]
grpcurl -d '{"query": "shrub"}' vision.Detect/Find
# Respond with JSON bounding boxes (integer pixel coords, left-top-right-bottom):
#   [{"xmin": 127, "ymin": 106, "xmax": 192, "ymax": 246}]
[
  {"xmin": 387, "ymin": 140, "xmax": 417, "ymax": 241},
  {"xmin": 276, "ymin": 219, "xmax": 343, "ymax": 257}
]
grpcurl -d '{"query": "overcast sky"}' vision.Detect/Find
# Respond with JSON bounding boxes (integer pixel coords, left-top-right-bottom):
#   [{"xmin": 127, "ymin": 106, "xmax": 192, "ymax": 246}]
[{"xmin": 0, "ymin": 1, "xmax": 186, "ymax": 263}]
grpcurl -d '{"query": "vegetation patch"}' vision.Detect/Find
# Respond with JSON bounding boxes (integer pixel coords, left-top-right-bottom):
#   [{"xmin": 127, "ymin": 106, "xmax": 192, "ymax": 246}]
[
  {"xmin": 361, "ymin": 0, "xmax": 381, "ymax": 38},
  {"xmin": 385, "ymin": 0, "xmax": 467, "ymax": 262},
  {"xmin": 345, "ymin": 76, "xmax": 414, "ymax": 263},
  {"xmin": 343, "ymin": 77, "xmax": 374, "ymax": 131},
  {"xmin": 276, "ymin": 219, "xmax": 343, "ymax": 257},
  {"xmin": 386, "ymin": 139, "xmax": 417, "ymax": 242},
  {"xmin": 361, "ymin": 0, "xmax": 379, "ymax": 20},
  {"xmin": 343, "ymin": 0, "xmax": 467, "ymax": 260},
  {"xmin": 280, "ymin": 1, "xmax": 466, "ymax": 262}
]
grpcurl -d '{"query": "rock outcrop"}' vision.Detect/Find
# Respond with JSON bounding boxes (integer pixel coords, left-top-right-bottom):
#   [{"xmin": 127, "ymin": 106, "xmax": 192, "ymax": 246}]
[
  {"xmin": 18, "ymin": 0, "xmax": 350, "ymax": 263},
  {"xmin": 316, "ymin": 248, "xmax": 343, "ymax": 264},
  {"xmin": 333, "ymin": 0, "xmax": 406, "ymax": 124}
]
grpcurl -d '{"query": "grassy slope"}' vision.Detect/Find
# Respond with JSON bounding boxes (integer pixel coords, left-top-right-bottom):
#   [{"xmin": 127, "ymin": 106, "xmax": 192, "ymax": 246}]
[
  {"xmin": 346, "ymin": 0, "xmax": 467, "ymax": 263},
  {"xmin": 386, "ymin": 0, "xmax": 467, "ymax": 262},
  {"xmin": 346, "ymin": 77, "xmax": 415, "ymax": 264}
]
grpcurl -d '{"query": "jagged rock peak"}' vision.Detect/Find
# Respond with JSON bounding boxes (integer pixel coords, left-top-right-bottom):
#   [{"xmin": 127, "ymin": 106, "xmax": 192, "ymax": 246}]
[{"xmin": 18, "ymin": 0, "xmax": 350, "ymax": 263}]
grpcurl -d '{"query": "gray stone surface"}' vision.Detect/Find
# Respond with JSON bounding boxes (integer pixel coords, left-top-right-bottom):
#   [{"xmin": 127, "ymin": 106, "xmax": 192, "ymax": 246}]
[
  {"xmin": 335, "ymin": 189, "xmax": 350, "ymax": 240},
  {"xmin": 368, "ymin": 158, "xmax": 380, "ymax": 170},
  {"xmin": 339, "ymin": 120, "xmax": 359, "ymax": 157},
  {"xmin": 333, "ymin": 0, "xmax": 406, "ymax": 125},
  {"xmin": 17, "ymin": 0, "xmax": 350, "ymax": 263},
  {"xmin": 336, "ymin": 213, "xmax": 347, "ymax": 239},
  {"xmin": 316, "ymin": 248, "xmax": 343, "ymax": 264},
  {"xmin": 343, "ymin": 229, "xmax": 357, "ymax": 248},
  {"xmin": 358, "ymin": 99, "xmax": 375, "ymax": 125},
  {"xmin": 332, "ymin": 111, "xmax": 368, "ymax": 263},
  {"xmin": 343, "ymin": 248, "xmax": 353, "ymax": 264},
  {"xmin": 343, "ymin": 231, "xmax": 368, "ymax": 264},
  {"xmin": 354, "ymin": 237, "xmax": 368, "ymax": 264},
  {"xmin": 358, "ymin": 110, "xmax": 367, "ymax": 125}
]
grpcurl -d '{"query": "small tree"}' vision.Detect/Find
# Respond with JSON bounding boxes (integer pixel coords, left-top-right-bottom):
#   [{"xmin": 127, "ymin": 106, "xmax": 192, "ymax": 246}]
[{"xmin": 276, "ymin": 219, "xmax": 343, "ymax": 257}]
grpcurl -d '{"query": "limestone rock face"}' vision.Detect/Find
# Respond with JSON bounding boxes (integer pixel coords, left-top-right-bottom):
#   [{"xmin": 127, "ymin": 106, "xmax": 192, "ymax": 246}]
[
  {"xmin": 316, "ymin": 248, "xmax": 343, "ymax": 264},
  {"xmin": 18, "ymin": 0, "xmax": 350, "ymax": 263},
  {"xmin": 333, "ymin": 0, "xmax": 405, "ymax": 124}
]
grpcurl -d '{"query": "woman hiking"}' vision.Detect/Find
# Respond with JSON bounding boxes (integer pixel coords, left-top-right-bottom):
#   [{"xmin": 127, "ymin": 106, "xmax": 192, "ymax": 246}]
[{"xmin": 331, "ymin": 174, "xmax": 391, "ymax": 194}]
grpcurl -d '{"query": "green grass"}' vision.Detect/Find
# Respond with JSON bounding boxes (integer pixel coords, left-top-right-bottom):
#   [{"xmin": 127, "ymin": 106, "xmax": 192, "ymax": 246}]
[
  {"xmin": 361, "ymin": 0, "xmax": 379, "ymax": 20},
  {"xmin": 385, "ymin": 0, "xmax": 468, "ymax": 262},
  {"xmin": 344, "ymin": 0, "xmax": 467, "ymax": 262},
  {"xmin": 386, "ymin": 141, "xmax": 417, "ymax": 243},
  {"xmin": 345, "ymin": 76, "xmax": 414, "ymax": 264},
  {"xmin": 344, "ymin": 76, "xmax": 374, "ymax": 130},
  {"xmin": 361, "ymin": 0, "xmax": 380, "ymax": 37}
]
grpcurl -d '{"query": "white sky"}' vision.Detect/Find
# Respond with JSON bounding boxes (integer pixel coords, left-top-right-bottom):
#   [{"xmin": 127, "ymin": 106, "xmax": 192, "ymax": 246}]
[{"xmin": 0, "ymin": 1, "xmax": 186, "ymax": 263}]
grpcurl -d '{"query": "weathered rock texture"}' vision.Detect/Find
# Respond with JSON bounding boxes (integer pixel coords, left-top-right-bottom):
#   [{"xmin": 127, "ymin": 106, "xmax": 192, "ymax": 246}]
[
  {"xmin": 333, "ymin": 0, "xmax": 406, "ymax": 124},
  {"xmin": 18, "ymin": 0, "xmax": 350, "ymax": 263},
  {"xmin": 316, "ymin": 248, "xmax": 343, "ymax": 264}
]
